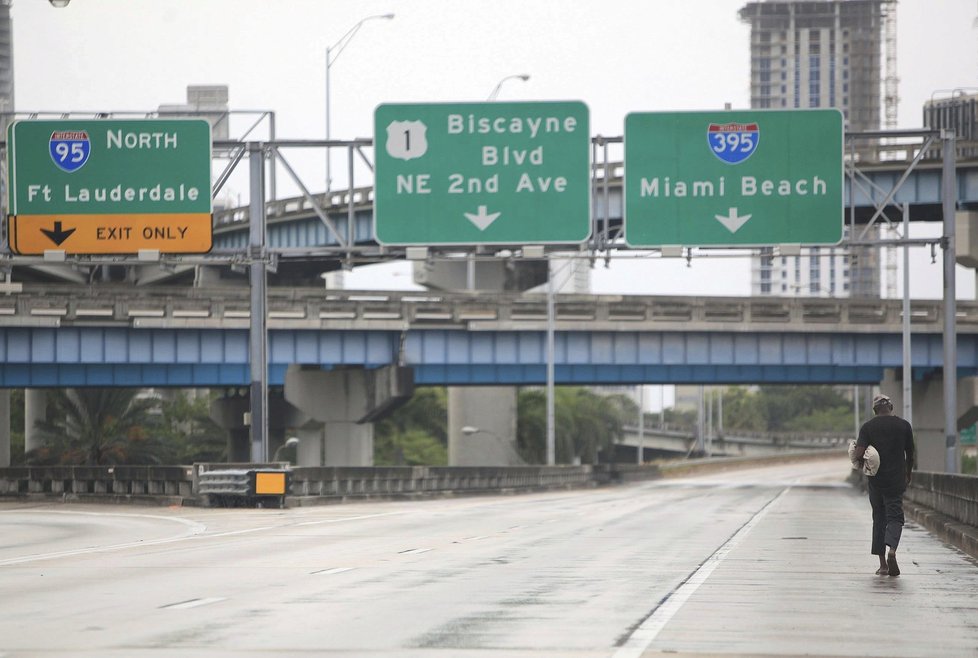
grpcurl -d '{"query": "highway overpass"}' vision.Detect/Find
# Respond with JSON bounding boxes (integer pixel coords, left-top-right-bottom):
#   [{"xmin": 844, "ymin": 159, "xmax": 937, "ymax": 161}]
[{"xmin": 0, "ymin": 285, "xmax": 975, "ymax": 387}]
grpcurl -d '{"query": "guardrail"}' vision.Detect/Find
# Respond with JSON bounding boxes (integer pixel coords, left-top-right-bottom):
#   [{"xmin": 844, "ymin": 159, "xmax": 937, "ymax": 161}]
[
  {"xmin": 2, "ymin": 284, "xmax": 974, "ymax": 334},
  {"xmin": 0, "ymin": 465, "xmax": 193, "ymax": 501},
  {"xmin": 904, "ymin": 472, "xmax": 978, "ymax": 558},
  {"xmin": 197, "ymin": 465, "xmax": 291, "ymax": 508},
  {"xmin": 0, "ymin": 463, "xmax": 605, "ymax": 506},
  {"xmin": 288, "ymin": 465, "xmax": 600, "ymax": 503},
  {"xmin": 0, "ymin": 451, "xmax": 841, "ymax": 507}
]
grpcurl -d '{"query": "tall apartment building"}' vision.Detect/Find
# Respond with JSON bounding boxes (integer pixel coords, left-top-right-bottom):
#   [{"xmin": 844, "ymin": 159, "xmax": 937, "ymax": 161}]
[
  {"xmin": 740, "ymin": 0, "xmax": 893, "ymax": 298},
  {"xmin": 0, "ymin": 0, "xmax": 12, "ymax": 128}
]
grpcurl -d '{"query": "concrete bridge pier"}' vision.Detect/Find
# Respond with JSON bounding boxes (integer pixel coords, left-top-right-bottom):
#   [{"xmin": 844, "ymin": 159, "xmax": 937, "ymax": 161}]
[
  {"xmin": 0, "ymin": 390, "xmax": 9, "ymax": 467},
  {"xmin": 448, "ymin": 387, "xmax": 521, "ymax": 466},
  {"xmin": 210, "ymin": 395, "xmax": 257, "ymax": 462},
  {"xmin": 284, "ymin": 364, "xmax": 414, "ymax": 467},
  {"xmin": 880, "ymin": 369, "xmax": 972, "ymax": 472},
  {"xmin": 287, "ymin": 423, "xmax": 324, "ymax": 466},
  {"xmin": 209, "ymin": 392, "xmax": 306, "ymax": 463},
  {"xmin": 24, "ymin": 389, "xmax": 45, "ymax": 455},
  {"xmin": 416, "ymin": 259, "xmax": 544, "ymax": 466}
]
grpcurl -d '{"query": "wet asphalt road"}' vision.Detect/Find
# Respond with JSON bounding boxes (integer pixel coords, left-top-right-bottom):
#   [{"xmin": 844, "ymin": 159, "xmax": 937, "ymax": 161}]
[{"xmin": 1, "ymin": 457, "xmax": 977, "ymax": 657}]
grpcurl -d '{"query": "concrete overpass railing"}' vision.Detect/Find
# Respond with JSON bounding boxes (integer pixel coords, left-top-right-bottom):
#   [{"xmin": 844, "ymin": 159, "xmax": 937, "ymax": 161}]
[
  {"xmin": 0, "ymin": 463, "xmax": 605, "ymax": 505},
  {"xmin": 904, "ymin": 472, "xmax": 978, "ymax": 557},
  {"xmin": 0, "ymin": 465, "xmax": 193, "ymax": 501},
  {"xmin": 4, "ymin": 285, "xmax": 975, "ymax": 335},
  {"xmin": 287, "ymin": 465, "xmax": 600, "ymax": 503}
]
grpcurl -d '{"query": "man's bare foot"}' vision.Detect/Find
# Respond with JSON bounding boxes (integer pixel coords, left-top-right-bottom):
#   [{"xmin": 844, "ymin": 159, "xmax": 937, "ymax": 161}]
[
  {"xmin": 875, "ymin": 566, "xmax": 889, "ymax": 575},
  {"xmin": 886, "ymin": 552, "xmax": 900, "ymax": 576}
]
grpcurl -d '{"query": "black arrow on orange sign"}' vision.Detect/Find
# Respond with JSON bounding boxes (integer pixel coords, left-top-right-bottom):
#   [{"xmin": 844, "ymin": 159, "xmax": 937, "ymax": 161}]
[{"xmin": 41, "ymin": 221, "xmax": 76, "ymax": 246}]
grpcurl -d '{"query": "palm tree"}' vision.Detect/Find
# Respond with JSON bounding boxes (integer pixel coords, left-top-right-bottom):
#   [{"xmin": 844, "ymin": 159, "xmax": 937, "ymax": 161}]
[
  {"xmin": 519, "ymin": 387, "xmax": 637, "ymax": 464},
  {"xmin": 374, "ymin": 387, "xmax": 448, "ymax": 465},
  {"xmin": 29, "ymin": 388, "xmax": 162, "ymax": 465}
]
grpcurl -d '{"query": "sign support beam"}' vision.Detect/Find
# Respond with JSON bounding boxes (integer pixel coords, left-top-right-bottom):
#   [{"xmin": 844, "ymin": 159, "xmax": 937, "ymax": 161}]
[
  {"xmin": 248, "ymin": 143, "xmax": 268, "ymax": 463},
  {"xmin": 942, "ymin": 130, "xmax": 958, "ymax": 473}
]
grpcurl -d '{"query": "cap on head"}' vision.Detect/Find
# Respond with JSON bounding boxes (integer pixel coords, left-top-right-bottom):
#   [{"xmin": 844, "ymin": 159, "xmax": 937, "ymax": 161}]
[{"xmin": 872, "ymin": 394, "xmax": 892, "ymax": 411}]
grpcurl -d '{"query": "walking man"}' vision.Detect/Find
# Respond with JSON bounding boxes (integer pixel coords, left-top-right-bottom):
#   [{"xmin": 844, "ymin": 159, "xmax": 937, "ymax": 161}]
[{"xmin": 853, "ymin": 393, "xmax": 916, "ymax": 576}]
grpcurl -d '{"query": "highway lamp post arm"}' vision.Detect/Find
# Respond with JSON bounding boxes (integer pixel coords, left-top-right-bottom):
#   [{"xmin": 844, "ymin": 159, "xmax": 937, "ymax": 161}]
[
  {"xmin": 326, "ymin": 13, "xmax": 394, "ymax": 193},
  {"xmin": 487, "ymin": 74, "xmax": 530, "ymax": 101},
  {"xmin": 461, "ymin": 426, "xmax": 524, "ymax": 465}
]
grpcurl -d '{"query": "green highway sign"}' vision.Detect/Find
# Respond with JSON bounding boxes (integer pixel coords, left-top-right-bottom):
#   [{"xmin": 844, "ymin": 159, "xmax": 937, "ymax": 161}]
[
  {"xmin": 962, "ymin": 423, "xmax": 977, "ymax": 446},
  {"xmin": 374, "ymin": 101, "xmax": 591, "ymax": 245},
  {"xmin": 624, "ymin": 109, "xmax": 843, "ymax": 247},
  {"xmin": 7, "ymin": 118, "xmax": 212, "ymax": 255}
]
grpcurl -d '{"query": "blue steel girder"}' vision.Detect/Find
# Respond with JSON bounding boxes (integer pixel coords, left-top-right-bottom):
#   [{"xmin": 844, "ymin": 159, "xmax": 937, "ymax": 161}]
[
  {"xmin": 213, "ymin": 207, "xmax": 375, "ymax": 250},
  {"xmin": 0, "ymin": 326, "xmax": 973, "ymax": 388}
]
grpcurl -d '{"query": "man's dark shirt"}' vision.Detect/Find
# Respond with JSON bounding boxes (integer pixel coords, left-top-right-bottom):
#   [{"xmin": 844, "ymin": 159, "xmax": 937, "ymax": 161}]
[{"xmin": 856, "ymin": 414, "xmax": 915, "ymax": 492}]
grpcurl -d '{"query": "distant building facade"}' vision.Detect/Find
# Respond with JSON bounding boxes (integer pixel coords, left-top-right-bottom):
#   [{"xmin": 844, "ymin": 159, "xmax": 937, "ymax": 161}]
[
  {"xmin": 740, "ymin": 0, "xmax": 891, "ymax": 298},
  {"xmin": 0, "ymin": 0, "xmax": 12, "ymax": 131},
  {"xmin": 924, "ymin": 91, "xmax": 978, "ymax": 160},
  {"xmin": 738, "ymin": 0, "xmax": 890, "ymax": 130}
]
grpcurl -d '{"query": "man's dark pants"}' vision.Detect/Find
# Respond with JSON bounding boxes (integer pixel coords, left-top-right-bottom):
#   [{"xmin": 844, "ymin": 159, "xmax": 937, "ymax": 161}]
[{"xmin": 868, "ymin": 479, "xmax": 905, "ymax": 555}]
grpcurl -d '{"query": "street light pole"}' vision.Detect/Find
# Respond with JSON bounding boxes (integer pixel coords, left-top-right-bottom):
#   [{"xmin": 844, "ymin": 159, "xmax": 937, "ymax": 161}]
[
  {"xmin": 487, "ymin": 74, "xmax": 530, "ymax": 101},
  {"xmin": 325, "ymin": 13, "xmax": 394, "ymax": 192},
  {"xmin": 546, "ymin": 254, "xmax": 556, "ymax": 465}
]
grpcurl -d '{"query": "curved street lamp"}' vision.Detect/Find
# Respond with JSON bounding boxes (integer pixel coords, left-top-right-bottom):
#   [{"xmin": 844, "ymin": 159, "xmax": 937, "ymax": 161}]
[
  {"xmin": 487, "ymin": 74, "xmax": 530, "ymax": 101},
  {"xmin": 273, "ymin": 436, "xmax": 300, "ymax": 463},
  {"xmin": 461, "ymin": 426, "xmax": 525, "ymax": 464},
  {"xmin": 325, "ymin": 13, "xmax": 395, "ymax": 192}
]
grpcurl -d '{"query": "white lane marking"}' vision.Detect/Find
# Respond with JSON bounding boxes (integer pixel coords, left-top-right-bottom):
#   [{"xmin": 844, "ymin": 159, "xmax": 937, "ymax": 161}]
[
  {"xmin": 312, "ymin": 567, "xmax": 355, "ymax": 575},
  {"xmin": 0, "ymin": 511, "xmax": 402, "ymax": 566},
  {"xmin": 398, "ymin": 548, "xmax": 432, "ymax": 555},
  {"xmin": 0, "ymin": 508, "xmax": 208, "ymax": 533},
  {"xmin": 613, "ymin": 488, "xmax": 790, "ymax": 658},
  {"xmin": 294, "ymin": 512, "xmax": 401, "ymax": 527},
  {"xmin": 160, "ymin": 597, "xmax": 227, "ymax": 610}
]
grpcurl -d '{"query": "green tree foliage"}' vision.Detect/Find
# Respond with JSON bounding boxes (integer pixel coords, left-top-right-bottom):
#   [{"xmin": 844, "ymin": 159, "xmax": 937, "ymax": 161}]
[
  {"xmin": 156, "ymin": 391, "xmax": 227, "ymax": 463},
  {"xmin": 25, "ymin": 388, "xmax": 226, "ymax": 466},
  {"xmin": 638, "ymin": 386, "xmax": 853, "ymax": 436},
  {"xmin": 694, "ymin": 385, "xmax": 853, "ymax": 434},
  {"xmin": 7, "ymin": 389, "xmax": 24, "ymax": 465},
  {"xmin": 374, "ymin": 387, "xmax": 448, "ymax": 466},
  {"xmin": 374, "ymin": 386, "xmax": 637, "ymax": 466},
  {"xmin": 757, "ymin": 385, "xmax": 852, "ymax": 432},
  {"xmin": 781, "ymin": 405, "xmax": 854, "ymax": 433},
  {"xmin": 519, "ymin": 387, "xmax": 638, "ymax": 464},
  {"xmin": 29, "ymin": 388, "xmax": 163, "ymax": 465},
  {"xmin": 379, "ymin": 428, "xmax": 447, "ymax": 466},
  {"xmin": 718, "ymin": 386, "xmax": 766, "ymax": 431},
  {"xmin": 516, "ymin": 389, "xmax": 547, "ymax": 463}
]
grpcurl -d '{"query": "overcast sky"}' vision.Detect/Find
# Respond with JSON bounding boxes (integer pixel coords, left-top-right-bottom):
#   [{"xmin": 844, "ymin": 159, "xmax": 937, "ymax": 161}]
[{"xmin": 12, "ymin": 0, "xmax": 978, "ymax": 298}]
